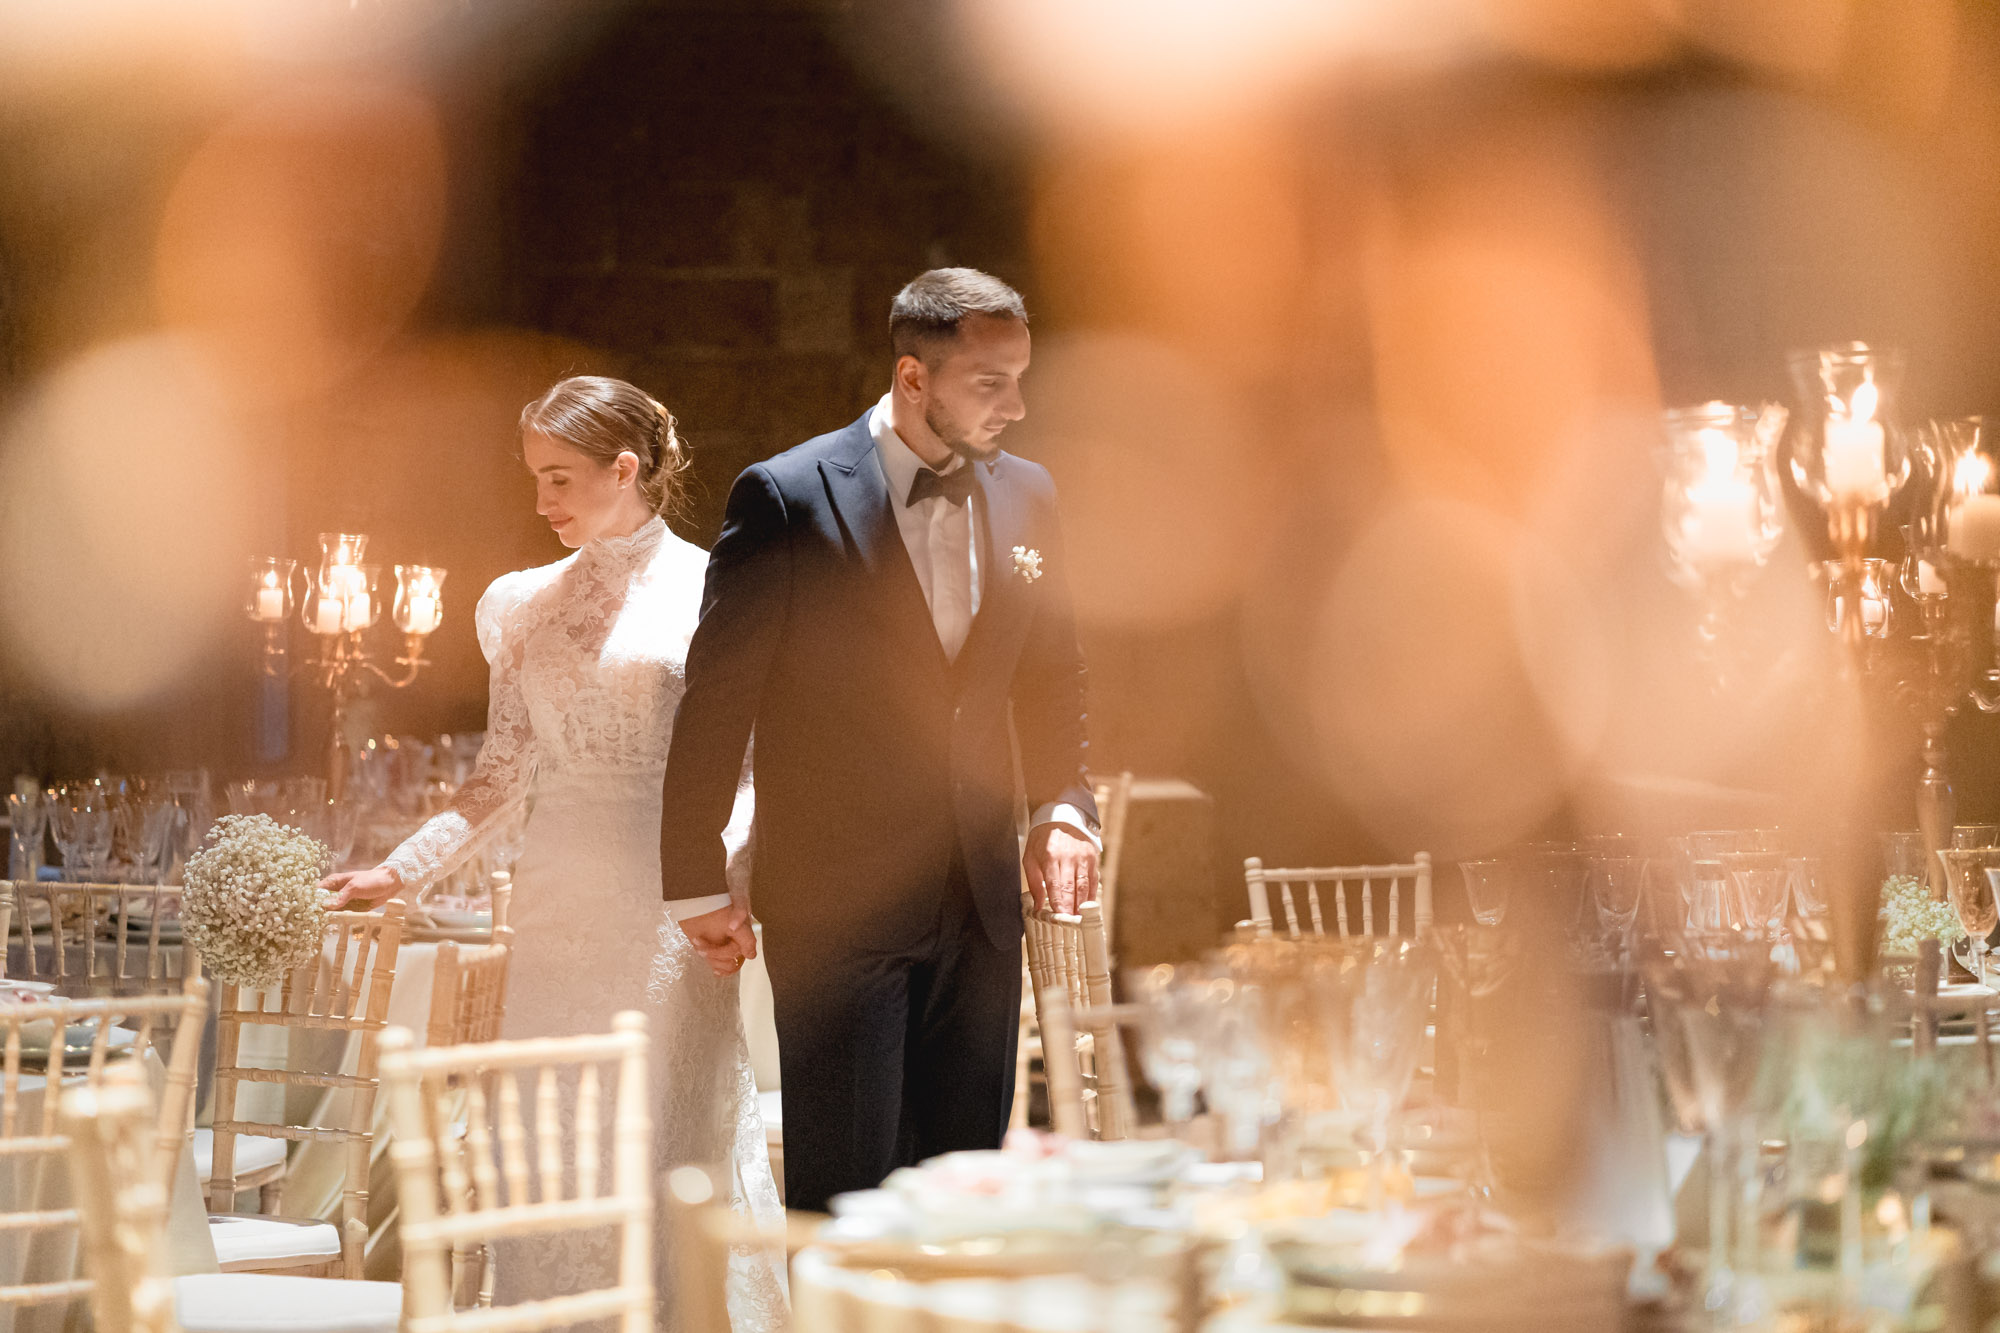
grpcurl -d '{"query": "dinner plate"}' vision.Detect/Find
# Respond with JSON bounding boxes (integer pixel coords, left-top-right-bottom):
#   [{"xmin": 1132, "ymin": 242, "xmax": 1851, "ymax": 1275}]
[
  {"xmin": 426, "ymin": 908, "xmax": 492, "ymax": 932},
  {"xmin": 12, "ymin": 1024, "xmax": 139, "ymax": 1067}
]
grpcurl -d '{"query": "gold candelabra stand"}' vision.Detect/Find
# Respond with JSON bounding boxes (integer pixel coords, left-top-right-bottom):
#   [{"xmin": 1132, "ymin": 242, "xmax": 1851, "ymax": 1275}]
[{"xmin": 246, "ymin": 534, "xmax": 447, "ymax": 803}]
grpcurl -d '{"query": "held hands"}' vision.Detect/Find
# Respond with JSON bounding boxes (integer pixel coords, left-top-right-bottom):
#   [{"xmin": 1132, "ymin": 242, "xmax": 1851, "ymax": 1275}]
[
  {"xmin": 680, "ymin": 902, "xmax": 757, "ymax": 978},
  {"xmin": 319, "ymin": 866, "xmax": 402, "ymax": 910},
  {"xmin": 1024, "ymin": 823, "xmax": 1098, "ymax": 916}
]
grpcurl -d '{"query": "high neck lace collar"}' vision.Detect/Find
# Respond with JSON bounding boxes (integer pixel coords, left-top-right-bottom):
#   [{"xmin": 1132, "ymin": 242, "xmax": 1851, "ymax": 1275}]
[{"xmin": 578, "ymin": 515, "xmax": 667, "ymax": 568}]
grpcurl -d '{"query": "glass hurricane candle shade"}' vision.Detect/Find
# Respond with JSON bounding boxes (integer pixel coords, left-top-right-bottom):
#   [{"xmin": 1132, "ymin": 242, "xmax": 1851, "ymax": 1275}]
[
  {"xmin": 392, "ymin": 565, "xmax": 447, "ymax": 636},
  {"xmin": 1824, "ymin": 558, "xmax": 1896, "ymax": 639},
  {"xmin": 1929, "ymin": 417, "xmax": 2000, "ymax": 564},
  {"xmin": 1783, "ymin": 343, "xmax": 1910, "ymax": 516},
  {"xmin": 306, "ymin": 563, "xmax": 381, "ymax": 636},
  {"xmin": 1659, "ymin": 403, "xmax": 1786, "ymax": 586},
  {"xmin": 245, "ymin": 557, "xmax": 297, "ymax": 623}
]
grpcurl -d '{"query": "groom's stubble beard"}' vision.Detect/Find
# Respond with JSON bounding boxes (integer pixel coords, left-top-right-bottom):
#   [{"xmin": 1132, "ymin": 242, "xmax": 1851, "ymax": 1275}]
[{"xmin": 925, "ymin": 396, "xmax": 1003, "ymax": 465}]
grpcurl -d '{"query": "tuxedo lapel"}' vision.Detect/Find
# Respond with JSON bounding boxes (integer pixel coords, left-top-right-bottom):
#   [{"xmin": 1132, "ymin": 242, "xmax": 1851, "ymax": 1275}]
[
  {"xmin": 956, "ymin": 455, "xmax": 1031, "ymax": 677},
  {"xmin": 817, "ymin": 418, "xmax": 952, "ymax": 682}
]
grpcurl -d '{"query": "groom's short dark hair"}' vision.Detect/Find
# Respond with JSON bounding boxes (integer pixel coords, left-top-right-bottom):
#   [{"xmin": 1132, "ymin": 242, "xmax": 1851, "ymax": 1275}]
[{"xmin": 889, "ymin": 268, "xmax": 1028, "ymax": 365}]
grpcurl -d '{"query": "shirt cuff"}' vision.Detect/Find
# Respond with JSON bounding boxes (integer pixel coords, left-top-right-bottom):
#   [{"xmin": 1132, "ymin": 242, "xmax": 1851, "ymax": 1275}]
[
  {"xmin": 667, "ymin": 893, "xmax": 735, "ymax": 923},
  {"xmin": 1030, "ymin": 802, "xmax": 1102, "ymax": 854}
]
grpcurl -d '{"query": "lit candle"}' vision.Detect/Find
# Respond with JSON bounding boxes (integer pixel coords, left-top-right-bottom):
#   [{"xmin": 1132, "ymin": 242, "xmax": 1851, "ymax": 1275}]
[
  {"xmin": 255, "ymin": 586, "xmax": 284, "ymax": 621},
  {"xmin": 1950, "ymin": 495, "xmax": 2000, "ymax": 563},
  {"xmin": 311, "ymin": 596, "xmax": 342, "ymax": 636},
  {"xmin": 405, "ymin": 591, "xmax": 440, "ymax": 635},
  {"xmin": 1822, "ymin": 379, "xmax": 1886, "ymax": 502},
  {"xmin": 343, "ymin": 591, "xmax": 373, "ymax": 632},
  {"xmin": 1918, "ymin": 559, "xmax": 1947, "ymax": 596},
  {"xmin": 1683, "ymin": 429, "xmax": 1757, "ymax": 565}
]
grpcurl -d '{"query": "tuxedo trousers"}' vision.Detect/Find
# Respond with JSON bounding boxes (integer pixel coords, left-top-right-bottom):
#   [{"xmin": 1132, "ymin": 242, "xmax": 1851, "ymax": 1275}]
[{"xmin": 761, "ymin": 855, "xmax": 1020, "ymax": 1214}]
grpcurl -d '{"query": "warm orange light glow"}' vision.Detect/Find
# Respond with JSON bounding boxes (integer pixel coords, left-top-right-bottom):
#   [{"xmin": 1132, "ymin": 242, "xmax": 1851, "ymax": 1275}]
[
  {"xmin": 0, "ymin": 335, "xmax": 255, "ymax": 708},
  {"xmin": 153, "ymin": 80, "xmax": 446, "ymax": 407}
]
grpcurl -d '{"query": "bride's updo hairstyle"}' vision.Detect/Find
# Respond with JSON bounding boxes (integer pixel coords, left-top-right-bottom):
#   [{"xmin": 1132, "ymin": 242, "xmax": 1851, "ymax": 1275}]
[{"xmin": 519, "ymin": 376, "xmax": 691, "ymax": 520}]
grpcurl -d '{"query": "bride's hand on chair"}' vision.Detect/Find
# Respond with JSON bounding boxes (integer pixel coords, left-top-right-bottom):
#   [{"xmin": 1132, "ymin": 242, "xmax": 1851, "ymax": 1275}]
[
  {"xmin": 681, "ymin": 903, "xmax": 756, "ymax": 977},
  {"xmin": 320, "ymin": 866, "xmax": 402, "ymax": 910}
]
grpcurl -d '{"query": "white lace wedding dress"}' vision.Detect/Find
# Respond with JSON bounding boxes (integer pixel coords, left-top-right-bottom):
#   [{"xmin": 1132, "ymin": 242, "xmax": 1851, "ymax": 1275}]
[{"xmin": 383, "ymin": 516, "xmax": 787, "ymax": 1332}]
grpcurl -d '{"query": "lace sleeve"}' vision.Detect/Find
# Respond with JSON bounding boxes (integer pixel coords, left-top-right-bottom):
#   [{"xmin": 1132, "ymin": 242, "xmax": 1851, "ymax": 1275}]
[{"xmin": 381, "ymin": 575, "xmax": 538, "ymax": 889}]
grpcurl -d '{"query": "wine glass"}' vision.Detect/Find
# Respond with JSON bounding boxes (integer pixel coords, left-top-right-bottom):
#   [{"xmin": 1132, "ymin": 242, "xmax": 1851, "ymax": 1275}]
[
  {"xmin": 1460, "ymin": 859, "xmax": 1509, "ymax": 926},
  {"xmin": 1687, "ymin": 859, "xmax": 1736, "ymax": 933},
  {"xmin": 1723, "ymin": 852, "xmax": 1789, "ymax": 940},
  {"xmin": 1645, "ymin": 940, "xmax": 1774, "ymax": 1317},
  {"xmin": 1940, "ymin": 849, "xmax": 2000, "ymax": 986},
  {"xmin": 1310, "ymin": 939, "xmax": 1435, "ymax": 1203},
  {"xmin": 1128, "ymin": 963, "xmax": 1210, "ymax": 1135},
  {"xmin": 1430, "ymin": 923, "xmax": 1519, "ymax": 1197},
  {"xmin": 6, "ymin": 791, "xmax": 45, "ymax": 882},
  {"xmin": 1954, "ymin": 825, "xmax": 2000, "ymax": 850},
  {"xmin": 47, "ymin": 782, "xmax": 112, "ymax": 883},
  {"xmin": 1588, "ymin": 856, "xmax": 1645, "ymax": 957},
  {"xmin": 1880, "ymin": 830, "xmax": 1927, "ymax": 880}
]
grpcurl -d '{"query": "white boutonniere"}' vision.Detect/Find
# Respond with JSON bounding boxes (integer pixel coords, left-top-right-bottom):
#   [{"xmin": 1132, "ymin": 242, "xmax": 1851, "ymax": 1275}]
[{"xmin": 1012, "ymin": 546, "xmax": 1043, "ymax": 584}]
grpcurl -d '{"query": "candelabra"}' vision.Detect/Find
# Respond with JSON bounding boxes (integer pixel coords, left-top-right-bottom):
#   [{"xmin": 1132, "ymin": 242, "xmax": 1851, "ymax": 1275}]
[{"xmin": 245, "ymin": 533, "xmax": 446, "ymax": 803}]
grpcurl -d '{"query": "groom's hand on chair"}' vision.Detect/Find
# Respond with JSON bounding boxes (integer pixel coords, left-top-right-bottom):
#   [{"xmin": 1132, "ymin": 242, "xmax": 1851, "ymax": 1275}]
[
  {"xmin": 681, "ymin": 903, "xmax": 757, "ymax": 977},
  {"xmin": 1024, "ymin": 824, "xmax": 1098, "ymax": 916}
]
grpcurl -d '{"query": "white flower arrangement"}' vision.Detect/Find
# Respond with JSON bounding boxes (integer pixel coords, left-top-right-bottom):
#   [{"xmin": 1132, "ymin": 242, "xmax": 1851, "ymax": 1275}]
[
  {"xmin": 181, "ymin": 814, "xmax": 331, "ymax": 989},
  {"xmin": 1880, "ymin": 873, "xmax": 1965, "ymax": 958},
  {"xmin": 1012, "ymin": 546, "xmax": 1043, "ymax": 583}
]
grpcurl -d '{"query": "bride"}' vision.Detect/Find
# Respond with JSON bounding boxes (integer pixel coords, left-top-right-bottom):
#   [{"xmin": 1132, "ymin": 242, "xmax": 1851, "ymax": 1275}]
[{"xmin": 322, "ymin": 376, "xmax": 787, "ymax": 1331}]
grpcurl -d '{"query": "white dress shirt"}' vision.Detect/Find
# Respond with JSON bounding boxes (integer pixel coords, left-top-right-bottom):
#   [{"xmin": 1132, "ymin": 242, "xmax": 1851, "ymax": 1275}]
[{"xmin": 868, "ymin": 394, "xmax": 1100, "ymax": 851}]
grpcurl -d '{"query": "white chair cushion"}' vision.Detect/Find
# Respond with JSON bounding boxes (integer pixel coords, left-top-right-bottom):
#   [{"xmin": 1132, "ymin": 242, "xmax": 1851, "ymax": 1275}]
[
  {"xmin": 758, "ymin": 1088, "xmax": 782, "ymax": 1134},
  {"xmin": 194, "ymin": 1129, "xmax": 288, "ymax": 1178},
  {"xmin": 208, "ymin": 1215, "xmax": 340, "ymax": 1266},
  {"xmin": 173, "ymin": 1274, "xmax": 401, "ymax": 1333}
]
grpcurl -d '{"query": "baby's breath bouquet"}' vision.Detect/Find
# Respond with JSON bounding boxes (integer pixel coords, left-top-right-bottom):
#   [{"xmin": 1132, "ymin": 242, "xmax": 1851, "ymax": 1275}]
[
  {"xmin": 1879, "ymin": 873, "xmax": 1965, "ymax": 958},
  {"xmin": 181, "ymin": 814, "xmax": 330, "ymax": 988}
]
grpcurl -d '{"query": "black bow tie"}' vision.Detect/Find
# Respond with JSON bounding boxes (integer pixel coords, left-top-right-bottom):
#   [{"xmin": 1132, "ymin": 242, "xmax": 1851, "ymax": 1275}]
[{"xmin": 906, "ymin": 466, "xmax": 973, "ymax": 508}]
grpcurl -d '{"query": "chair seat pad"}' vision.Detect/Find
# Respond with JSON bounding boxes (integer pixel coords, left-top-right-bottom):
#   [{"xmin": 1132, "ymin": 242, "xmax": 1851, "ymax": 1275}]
[
  {"xmin": 174, "ymin": 1274, "xmax": 402, "ymax": 1333},
  {"xmin": 194, "ymin": 1129, "xmax": 287, "ymax": 1178},
  {"xmin": 758, "ymin": 1088, "xmax": 782, "ymax": 1135},
  {"xmin": 209, "ymin": 1214, "xmax": 341, "ymax": 1265}
]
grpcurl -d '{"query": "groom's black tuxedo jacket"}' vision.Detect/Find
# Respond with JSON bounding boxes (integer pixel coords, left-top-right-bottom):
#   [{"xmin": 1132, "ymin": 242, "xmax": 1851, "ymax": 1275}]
[{"xmin": 658, "ymin": 410, "xmax": 1097, "ymax": 951}]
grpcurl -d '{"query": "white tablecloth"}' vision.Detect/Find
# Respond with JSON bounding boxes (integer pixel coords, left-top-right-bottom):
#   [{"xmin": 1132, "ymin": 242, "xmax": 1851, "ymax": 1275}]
[{"xmin": 0, "ymin": 1051, "xmax": 214, "ymax": 1333}]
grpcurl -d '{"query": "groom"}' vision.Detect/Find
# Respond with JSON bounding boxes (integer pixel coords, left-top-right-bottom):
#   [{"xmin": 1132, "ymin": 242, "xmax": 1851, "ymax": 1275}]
[{"xmin": 659, "ymin": 268, "xmax": 1100, "ymax": 1212}]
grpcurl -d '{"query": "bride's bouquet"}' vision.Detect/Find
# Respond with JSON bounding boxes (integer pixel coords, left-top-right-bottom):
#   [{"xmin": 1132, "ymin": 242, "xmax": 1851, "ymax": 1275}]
[{"xmin": 181, "ymin": 814, "xmax": 330, "ymax": 988}]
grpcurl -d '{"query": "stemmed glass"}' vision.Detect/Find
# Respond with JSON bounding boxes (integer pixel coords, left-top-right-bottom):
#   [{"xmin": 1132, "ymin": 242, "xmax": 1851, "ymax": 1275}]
[
  {"xmin": 1587, "ymin": 856, "xmax": 1645, "ymax": 960},
  {"xmin": 1309, "ymin": 939, "xmax": 1436, "ymax": 1204},
  {"xmin": 1459, "ymin": 859, "xmax": 1509, "ymax": 926},
  {"xmin": 1200, "ymin": 975, "xmax": 1275, "ymax": 1160},
  {"xmin": 46, "ymin": 782, "xmax": 112, "ymax": 882},
  {"xmin": 1687, "ymin": 859, "xmax": 1737, "ymax": 933},
  {"xmin": 6, "ymin": 790, "xmax": 46, "ymax": 882},
  {"xmin": 1128, "ymin": 963, "xmax": 1211, "ymax": 1136},
  {"xmin": 1723, "ymin": 852, "xmax": 1790, "ymax": 941},
  {"xmin": 1940, "ymin": 849, "xmax": 2000, "ymax": 986},
  {"xmin": 1430, "ymin": 923, "xmax": 1519, "ymax": 1199},
  {"xmin": 1644, "ymin": 940, "xmax": 1774, "ymax": 1319}
]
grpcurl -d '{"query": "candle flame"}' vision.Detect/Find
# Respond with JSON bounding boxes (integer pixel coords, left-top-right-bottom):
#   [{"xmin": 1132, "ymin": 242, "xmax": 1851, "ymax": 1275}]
[
  {"xmin": 1699, "ymin": 428, "xmax": 1740, "ymax": 483},
  {"xmin": 1847, "ymin": 376, "xmax": 1878, "ymax": 422},
  {"xmin": 1955, "ymin": 450, "xmax": 1991, "ymax": 497}
]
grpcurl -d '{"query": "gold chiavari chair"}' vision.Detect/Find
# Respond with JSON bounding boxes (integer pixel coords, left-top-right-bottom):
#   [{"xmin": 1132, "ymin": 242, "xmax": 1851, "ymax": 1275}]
[
  {"xmin": 61, "ymin": 1066, "xmax": 404, "ymax": 1333},
  {"xmin": 1088, "ymin": 771, "xmax": 1135, "ymax": 935},
  {"xmin": 0, "ymin": 977, "xmax": 209, "ymax": 1319},
  {"xmin": 1243, "ymin": 854, "xmax": 1434, "ymax": 941},
  {"xmin": 382, "ymin": 1012, "xmax": 654, "ymax": 1333},
  {"xmin": 203, "ymin": 902, "xmax": 405, "ymax": 1279},
  {"xmin": 1023, "ymin": 899, "xmax": 1134, "ymax": 1140},
  {"xmin": 0, "ymin": 882, "xmax": 195, "ymax": 996},
  {"xmin": 413, "ymin": 930, "xmax": 514, "ymax": 1307},
  {"xmin": 423, "ymin": 934, "xmax": 514, "ymax": 1051}
]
